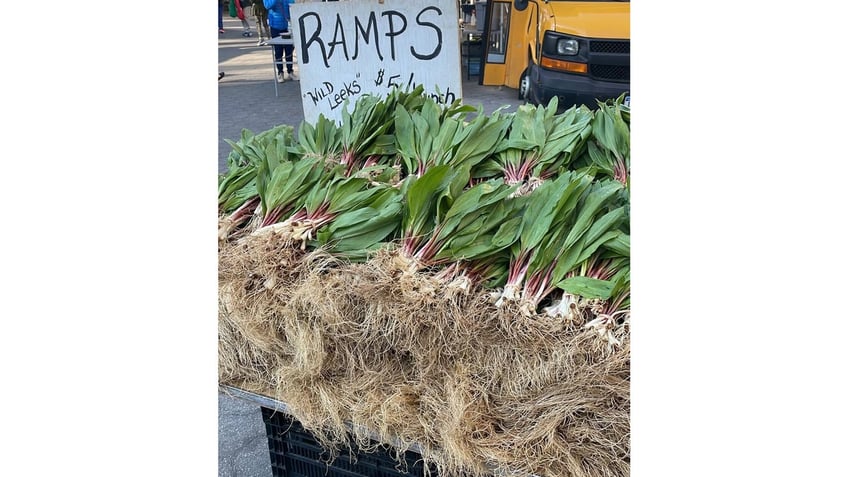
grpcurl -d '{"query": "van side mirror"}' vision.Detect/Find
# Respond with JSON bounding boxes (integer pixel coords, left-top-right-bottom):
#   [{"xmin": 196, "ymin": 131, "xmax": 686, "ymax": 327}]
[{"xmin": 514, "ymin": 0, "xmax": 528, "ymax": 11}]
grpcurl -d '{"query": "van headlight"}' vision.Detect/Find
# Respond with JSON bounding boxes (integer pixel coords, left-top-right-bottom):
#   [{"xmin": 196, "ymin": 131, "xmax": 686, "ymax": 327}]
[{"xmin": 556, "ymin": 38, "xmax": 579, "ymax": 56}]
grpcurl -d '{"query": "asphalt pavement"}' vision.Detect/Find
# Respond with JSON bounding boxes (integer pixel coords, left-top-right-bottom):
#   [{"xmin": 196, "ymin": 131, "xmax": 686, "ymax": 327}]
[{"xmin": 217, "ymin": 10, "xmax": 519, "ymax": 477}]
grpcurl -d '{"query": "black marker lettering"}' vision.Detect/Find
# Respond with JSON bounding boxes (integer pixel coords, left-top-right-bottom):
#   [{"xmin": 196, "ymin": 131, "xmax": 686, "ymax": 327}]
[
  {"xmin": 381, "ymin": 10, "xmax": 407, "ymax": 60},
  {"xmin": 306, "ymin": 81, "xmax": 335, "ymax": 105},
  {"xmin": 353, "ymin": 12, "xmax": 383, "ymax": 61},
  {"xmin": 343, "ymin": 81, "xmax": 357, "ymax": 96},
  {"xmin": 443, "ymin": 87, "xmax": 456, "ymax": 104},
  {"xmin": 411, "ymin": 7, "xmax": 443, "ymax": 60},
  {"xmin": 327, "ymin": 14, "xmax": 350, "ymax": 61},
  {"xmin": 299, "ymin": 12, "xmax": 328, "ymax": 68}
]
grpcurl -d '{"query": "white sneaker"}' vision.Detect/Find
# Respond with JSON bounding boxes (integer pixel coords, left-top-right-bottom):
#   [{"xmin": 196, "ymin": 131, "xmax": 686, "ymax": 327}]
[
  {"xmin": 289, "ymin": 71, "xmax": 299, "ymax": 81},
  {"xmin": 276, "ymin": 70, "xmax": 285, "ymax": 83},
  {"xmin": 283, "ymin": 71, "xmax": 291, "ymax": 81}
]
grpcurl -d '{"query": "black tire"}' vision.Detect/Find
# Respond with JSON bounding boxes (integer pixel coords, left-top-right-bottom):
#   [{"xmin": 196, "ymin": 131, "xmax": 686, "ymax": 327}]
[
  {"xmin": 518, "ymin": 68, "xmax": 530, "ymax": 100},
  {"xmin": 518, "ymin": 68, "xmax": 531, "ymax": 103}
]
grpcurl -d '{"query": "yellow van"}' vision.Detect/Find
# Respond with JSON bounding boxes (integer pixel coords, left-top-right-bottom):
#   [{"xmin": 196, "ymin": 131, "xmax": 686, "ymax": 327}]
[{"xmin": 478, "ymin": 0, "xmax": 630, "ymax": 108}]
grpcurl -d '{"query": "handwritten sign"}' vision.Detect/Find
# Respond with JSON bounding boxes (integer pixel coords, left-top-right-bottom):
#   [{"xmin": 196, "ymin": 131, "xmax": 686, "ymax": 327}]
[{"xmin": 290, "ymin": 0, "xmax": 463, "ymax": 124}]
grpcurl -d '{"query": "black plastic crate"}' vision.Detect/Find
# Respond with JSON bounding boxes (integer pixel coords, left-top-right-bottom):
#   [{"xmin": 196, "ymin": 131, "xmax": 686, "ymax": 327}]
[{"xmin": 261, "ymin": 407, "xmax": 435, "ymax": 477}]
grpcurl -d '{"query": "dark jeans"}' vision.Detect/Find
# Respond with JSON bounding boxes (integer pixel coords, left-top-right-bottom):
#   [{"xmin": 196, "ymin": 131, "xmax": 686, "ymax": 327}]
[
  {"xmin": 270, "ymin": 27, "xmax": 294, "ymax": 74},
  {"xmin": 218, "ymin": 3, "xmax": 224, "ymax": 30}
]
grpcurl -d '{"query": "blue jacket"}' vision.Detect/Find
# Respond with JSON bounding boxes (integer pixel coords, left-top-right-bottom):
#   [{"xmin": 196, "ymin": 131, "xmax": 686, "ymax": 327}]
[{"xmin": 264, "ymin": 0, "xmax": 293, "ymax": 31}]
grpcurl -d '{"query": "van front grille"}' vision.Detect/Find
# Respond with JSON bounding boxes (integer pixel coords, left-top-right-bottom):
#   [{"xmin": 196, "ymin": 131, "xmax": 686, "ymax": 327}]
[
  {"xmin": 590, "ymin": 64, "xmax": 630, "ymax": 82},
  {"xmin": 589, "ymin": 40, "xmax": 630, "ymax": 54}
]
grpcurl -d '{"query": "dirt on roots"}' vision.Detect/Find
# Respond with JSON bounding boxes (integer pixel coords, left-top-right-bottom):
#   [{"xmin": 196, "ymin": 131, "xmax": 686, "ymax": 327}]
[{"xmin": 219, "ymin": 232, "xmax": 630, "ymax": 477}]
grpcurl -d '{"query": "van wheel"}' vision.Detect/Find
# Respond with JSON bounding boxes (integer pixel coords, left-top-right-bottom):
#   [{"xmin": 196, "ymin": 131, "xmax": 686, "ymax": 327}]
[{"xmin": 518, "ymin": 69, "xmax": 530, "ymax": 101}]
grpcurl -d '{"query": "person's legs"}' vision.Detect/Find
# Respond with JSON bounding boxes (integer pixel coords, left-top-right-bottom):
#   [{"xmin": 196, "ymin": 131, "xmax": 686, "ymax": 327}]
[
  {"xmin": 218, "ymin": 2, "xmax": 224, "ymax": 32},
  {"xmin": 241, "ymin": 5, "xmax": 252, "ymax": 33},
  {"xmin": 270, "ymin": 27, "xmax": 284, "ymax": 73},
  {"xmin": 275, "ymin": 30, "xmax": 296, "ymax": 80},
  {"xmin": 283, "ymin": 44, "xmax": 294, "ymax": 74},
  {"xmin": 270, "ymin": 26, "xmax": 285, "ymax": 82},
  {"xmin": 254, "ymin": 10, "xmax": 262, "ymax": 39},
  {"xmin": 257, "ymin": 11, "xmax": 270, "ymax": 39}
]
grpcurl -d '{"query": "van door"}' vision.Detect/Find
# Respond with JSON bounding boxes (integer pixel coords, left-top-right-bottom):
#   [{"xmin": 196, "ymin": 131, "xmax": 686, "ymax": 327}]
[{"xmin": 481, "ymin": 0, "xmax": 532, "ymax": 89}]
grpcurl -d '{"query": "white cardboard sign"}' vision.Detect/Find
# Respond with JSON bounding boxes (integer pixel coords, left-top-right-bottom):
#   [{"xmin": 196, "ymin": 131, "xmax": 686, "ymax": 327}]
[{"xmin": 290, "ymin": 0, "xmax": 463, "ymax": 124}]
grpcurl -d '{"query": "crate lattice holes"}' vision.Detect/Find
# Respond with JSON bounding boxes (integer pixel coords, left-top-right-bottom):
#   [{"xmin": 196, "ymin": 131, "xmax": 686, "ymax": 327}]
[{"xmin": 261, "ymin": 407, "xmax": 436, "ymax": 477}]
